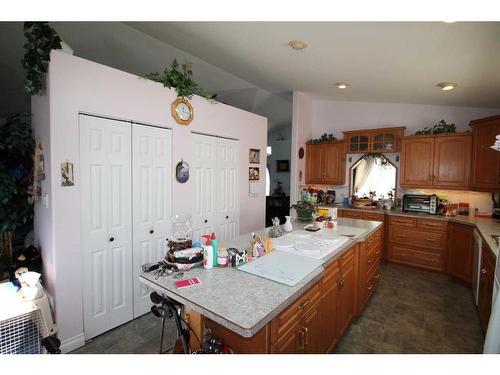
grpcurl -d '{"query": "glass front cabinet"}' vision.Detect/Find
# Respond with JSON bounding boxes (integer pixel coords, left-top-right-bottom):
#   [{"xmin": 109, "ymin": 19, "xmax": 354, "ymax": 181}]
[{"xmin": 343, "ymin": 127, "xmax": 406, "ymax": 154}]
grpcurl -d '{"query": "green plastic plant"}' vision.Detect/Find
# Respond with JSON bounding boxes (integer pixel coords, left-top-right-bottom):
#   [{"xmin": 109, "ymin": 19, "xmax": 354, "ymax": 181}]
[
  {"xmin": 307, "ymin": 133, "xmax": 338, "ymax": 144},
  {"xmin": 0, "ymin": 113, "xmax": 35, "ymax": 233},
  {"xmin": 144, "ymin": 59, "xmax": 217, "ymax": 102},
  {"xmin": 414, "ymin": 119, "xmax": 456, "ymax": 135},
  {"xmin": 22, "ymin": 22, "xmax": 62, "ymax": 95}
]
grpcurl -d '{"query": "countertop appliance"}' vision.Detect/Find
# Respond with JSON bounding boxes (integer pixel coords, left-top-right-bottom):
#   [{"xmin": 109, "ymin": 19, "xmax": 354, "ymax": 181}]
[
  {"xmin": 484, "ymin": 245, "xmax": 500, "ymax": 353},
  {"xmin": 472, "ymin": 229, "xmax": 482, "ymax": 306},
  {"xmin": 402, "ymin": 194, "xmax": 438, "ymax": 215}
]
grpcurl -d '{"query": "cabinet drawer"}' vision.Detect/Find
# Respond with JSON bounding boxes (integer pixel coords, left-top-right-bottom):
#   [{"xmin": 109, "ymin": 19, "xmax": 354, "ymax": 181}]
[
  {"xmin": 366, "ymin": 228, "xmax": 381, "ymax": 249},
  {"xmin": 270, "ymin": 283, "xmax": 320, "ymax": 344},
  {"xmin": 390, "ymin": 244, "xmax": 443, "ymax": 270},
  {"xmin": 389, "ymin": 216, "xmax": 416, "ymax": 228},
  {"xmin": 362, "ymin": 212, "xmax": 384, "ymax": 222},
  {"xmin": 321, "ymin": 260, "xmax": 340, "ymax": 291},
  {"xmin": 416, "ymin": 219, "xmax": 448, "ymax": 232},
  {"xmin": 341, "ymin": 210, "xmax": 362, "ymax": 219},
  {"xmin": 390, "ymin": 227, "xmax": 446, "ymax": 251}
]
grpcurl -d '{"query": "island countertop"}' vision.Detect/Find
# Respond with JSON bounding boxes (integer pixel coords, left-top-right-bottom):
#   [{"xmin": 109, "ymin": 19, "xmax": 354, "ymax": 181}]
[{"xmin": 139, "ymin": 218, "xmax": 382, "ymax": 338}]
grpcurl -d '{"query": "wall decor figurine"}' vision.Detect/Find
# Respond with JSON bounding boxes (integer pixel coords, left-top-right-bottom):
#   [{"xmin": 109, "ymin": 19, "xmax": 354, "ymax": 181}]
[
  {"xmin": 176, "ymin": 159, "xmax": 190, "ymax": 183},
  {"xmin": 249, "ymin": 167, "xmax": 260, "ymax": 181},
  {"xmin": 249, "ymin": 148, "xmax": 260, "ymax": 164},
  {"xmin": 61, "ymin": 161, "xmax": 74, "ymax": 186}
]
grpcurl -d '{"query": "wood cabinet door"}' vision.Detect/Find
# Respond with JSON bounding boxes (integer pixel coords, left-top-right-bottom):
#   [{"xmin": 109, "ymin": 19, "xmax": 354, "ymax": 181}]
[
  {"xmin": 471, "ymin": 118, "xmax": 500, "ymax": 191},
  {"xmin": 478, "ymin": 244, "xmax": 495, "ymax": 333},
  {"xmin": 347, "ymin": 133, "xmax": 370, "ymax": 153},
  {"xmin": 306, "ymin": 144, "xmax": 325, "ymax": 184},
  {"xmin": 302, "ymin": 301, "xmax": 322, "ymax": 353},
  {"xmin": 324, "ymin": 142, "xmax": 345, "ymax": 185},
  {"xmin": 341, "ymin": 210, "xmax": 362, "ymax": 219},
  {"xmin": 433, "ymin": 134, "xmax": 472, "ymax": 188},
  {"xmin": 400, "ymin": 137, "xmax": 435, "ymax": 187},
  {"xmin": 446, "ymin": 222, "xmax": 474, "ymax": 284},
  {"xmin": 319, "ymin": 283, "xmax": 339, "ymax": 353},
  {"xmin": 337, "ymin": 251, "xmax": 357, "ymax": 336},
  {"xmin": 270, "ymin": 321, "xmax": 301, "ymax": 354}
]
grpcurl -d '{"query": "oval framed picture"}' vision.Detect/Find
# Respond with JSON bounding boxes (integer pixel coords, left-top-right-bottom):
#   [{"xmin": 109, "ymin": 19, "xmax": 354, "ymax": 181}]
[
  {"xmin": 298, "ymin": 147, "xmax": 305, "ymax": 159},
  {"xmin": 175, "ymin": 159, "xmax": 190, "ymax": 183}
]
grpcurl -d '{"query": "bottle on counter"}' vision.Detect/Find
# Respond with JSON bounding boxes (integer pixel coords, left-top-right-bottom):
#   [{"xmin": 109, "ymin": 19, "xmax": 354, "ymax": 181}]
[
  {"xmin": 202, "ymin": 234, "xmax": 214, "ymax": 269},
  {"xmin": 210, "ymin": 232, "xmax": 218, "ymax": 267}
]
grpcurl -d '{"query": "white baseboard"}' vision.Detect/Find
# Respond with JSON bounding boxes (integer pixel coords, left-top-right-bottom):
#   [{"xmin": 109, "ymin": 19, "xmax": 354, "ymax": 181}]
[{"xmin": 60, "ymin": 333, "xmax": 85, "ymax": 353}]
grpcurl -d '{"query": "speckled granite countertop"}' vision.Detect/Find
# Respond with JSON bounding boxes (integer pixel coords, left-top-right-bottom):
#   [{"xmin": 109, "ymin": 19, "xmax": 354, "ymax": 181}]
[
  {"xmin": 326, "ymin": 205, "xmax": 500, "ymax": 257},
  {"xmin": 139, "ymin": 218, "xmax": 382, "ymax": 338}
]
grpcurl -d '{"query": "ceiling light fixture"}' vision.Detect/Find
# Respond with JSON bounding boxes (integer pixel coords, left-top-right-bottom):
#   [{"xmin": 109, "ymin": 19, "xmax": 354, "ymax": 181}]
[
  {"xmin": 335, "ymin": 82, "xmax": 349, "ymax": 89},
  {"xmin": 288, "ymin": 40, "xmax": 307, "ymax": 50},
  {"xmin": 437, "ymin": 82, "xmax": 457, "ymax": 91}
]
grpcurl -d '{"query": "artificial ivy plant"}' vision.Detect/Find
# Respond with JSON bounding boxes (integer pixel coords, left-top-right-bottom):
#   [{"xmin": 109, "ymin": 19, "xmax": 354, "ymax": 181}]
[
  {"xmin": 22, "ymin": 22, "xmax": 62, "ymax": 95},
  {"xmin": 414, "ymin": 119, "xmax": 457, "ymax": 135},
  {"xmin": 307, "ymin": 133, "xmax": 338, "ymax": 144},
  {"xmin": 144, "ymin": 59, "xmax": 217, "ymax": 102}
]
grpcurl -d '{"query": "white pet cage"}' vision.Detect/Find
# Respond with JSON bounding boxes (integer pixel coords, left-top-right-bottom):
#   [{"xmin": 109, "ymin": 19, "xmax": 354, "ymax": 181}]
[{"xmin": 0, "ymin": 280, "xmax": 55, "ymax": 354}]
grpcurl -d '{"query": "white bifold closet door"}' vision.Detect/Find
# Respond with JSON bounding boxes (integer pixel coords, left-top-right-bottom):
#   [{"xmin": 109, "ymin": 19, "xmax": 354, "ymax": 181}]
[
  {"xmin": 216, "ymin": 138, "xmax": 239, "ymax": 241},
  {"xmin": 191, "ymin": 133, "xmax": 239, "ymax": 242},
  {"xmin": 132, "ymin": 124, "xmax": 172, "ymax": 318},
  {"xmin": 80, "ymin": 115, "xmax": 172, "ymax": 339},
  {"xmin": 80, "ymin": 115, "xmax": 133, "ymax": 339}
]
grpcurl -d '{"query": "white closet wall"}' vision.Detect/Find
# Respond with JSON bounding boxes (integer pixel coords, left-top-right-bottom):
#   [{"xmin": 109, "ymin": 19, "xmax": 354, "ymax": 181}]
[
  {"xmin": 191, "ymin": 133, "xmax": 239, "ymax": 242},
  {"xmin": 80, "ymin": 115, "xmax": 172, "ymax": 339},
  {"xmin": 80, "ymin": 115, "xmax": 133, "ymax": 339},
  {"xmin": 132, "ymin": 124, "xmax": 172, "ymax": 318}
]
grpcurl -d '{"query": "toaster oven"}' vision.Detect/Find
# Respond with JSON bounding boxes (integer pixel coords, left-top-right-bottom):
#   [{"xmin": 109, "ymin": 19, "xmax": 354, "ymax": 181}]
[{"xmin": 402, "ymin": 194, "xmax": 438, "ymax": 215}]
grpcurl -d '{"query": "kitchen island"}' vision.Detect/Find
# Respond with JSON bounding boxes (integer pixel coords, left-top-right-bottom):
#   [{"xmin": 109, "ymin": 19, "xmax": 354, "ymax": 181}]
[{"xmin": 139, "ymin": 218, "xmax": 383, "ymax": 353}]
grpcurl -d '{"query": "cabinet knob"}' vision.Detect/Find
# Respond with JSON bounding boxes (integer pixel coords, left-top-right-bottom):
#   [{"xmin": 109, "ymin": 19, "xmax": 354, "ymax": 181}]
[
  {"xmin": 149, "ymin": 229, "xmax": 154, "ymax": 234},
  {"xmin": 226, "ymin": 216, "xmax": 229, "ymax": 219},
  {"xmin": 204, "ymin": 219, "xmax": 208, "ymax": 223},
  {"xmin": 109, "ymin": 237, "xmax": 115, "ymax": 242},
  {"xmin": 481, "ymin": 268, "xmax": 487, "ymax": 275}
]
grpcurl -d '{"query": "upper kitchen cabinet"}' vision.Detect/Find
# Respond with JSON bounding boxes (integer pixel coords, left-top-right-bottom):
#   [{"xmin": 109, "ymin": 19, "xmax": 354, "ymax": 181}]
[
  {"xmin": 306, "ymin": 141, "xmax": 346, "ymax": 185},
  {"xmin": 400, "ymin": 133, "xmax": 472, "ymax": 189},
  {"xmin": 343, "ymin": 127, "xmax": 406, "ymax": 154},
  {"xmin": 470, "ymin": 115, "xmax": 500, "ymax": 192}
]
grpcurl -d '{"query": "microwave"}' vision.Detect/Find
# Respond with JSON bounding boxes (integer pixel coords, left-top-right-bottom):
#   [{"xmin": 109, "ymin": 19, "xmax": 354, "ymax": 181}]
[{"xmin": 402, "ymin": 194, "xmax": 438, "ymax": 215}]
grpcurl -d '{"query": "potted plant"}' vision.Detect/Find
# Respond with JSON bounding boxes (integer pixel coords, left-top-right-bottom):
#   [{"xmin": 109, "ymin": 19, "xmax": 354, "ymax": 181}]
[{"xmin": 291, "ymin": 192, "xmax": 318, "ymax": 221}]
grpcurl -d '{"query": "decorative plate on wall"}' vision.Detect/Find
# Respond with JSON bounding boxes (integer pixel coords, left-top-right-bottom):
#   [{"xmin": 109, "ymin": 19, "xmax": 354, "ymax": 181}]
[{"xmin": 176, "ymin": 159, "xmax": 190, "ymax": 183}]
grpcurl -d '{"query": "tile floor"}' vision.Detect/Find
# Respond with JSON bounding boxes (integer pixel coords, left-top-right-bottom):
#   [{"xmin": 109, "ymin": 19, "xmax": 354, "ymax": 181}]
[
  {"xmin": 334, "ymin": 263, "xmax": 485, "ymax": 354},
  {"xmin": 72, "ymin": 262, "xmax": 485, "ymax": 354}
]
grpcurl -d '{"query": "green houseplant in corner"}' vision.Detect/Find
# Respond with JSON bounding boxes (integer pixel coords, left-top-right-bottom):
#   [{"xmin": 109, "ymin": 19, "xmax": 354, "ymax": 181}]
[
  {"xmin": 0, "ymin": 113, "xmax": 35, "ymax": 263},
  {"xmin": 144, "ymin": 59, "xmax": 217, "ymax": 102},
  {"xmin": 22, "ymin": 22, "xmax": 62, "ymax": 95}
]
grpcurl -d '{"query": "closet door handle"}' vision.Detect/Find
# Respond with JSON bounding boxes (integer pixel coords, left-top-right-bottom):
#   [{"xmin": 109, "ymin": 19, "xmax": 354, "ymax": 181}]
[
  {"xmin": 204, "ymin": 219, "xmax": 208, "ymax": 224},
  {"xmin": 226, "ymin": 216, "xmax": 229, "ymax": 219},
  {"xmin": 149, "ymin": 230, "xmax": 154, "ymax": 234},
  {"xmin": 109, "ymin": 237, "xmax": 115, "ymax": 242}
]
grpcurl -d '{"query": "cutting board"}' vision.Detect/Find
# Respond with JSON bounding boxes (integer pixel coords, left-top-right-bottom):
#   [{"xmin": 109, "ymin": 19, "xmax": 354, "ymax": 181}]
[{"xmin": 237, "ymin": 251, "xmax": 323, "ymax": 286}]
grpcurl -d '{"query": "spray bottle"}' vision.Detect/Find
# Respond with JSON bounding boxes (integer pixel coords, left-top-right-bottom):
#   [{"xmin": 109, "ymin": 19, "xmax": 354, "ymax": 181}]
[
  {"xmin": 210, "ymin": 232, "xmax": 218, "ymax": 267},
  {"xmin": 202, "ymin": 234, "xmax": 214, "ymax": 269}
]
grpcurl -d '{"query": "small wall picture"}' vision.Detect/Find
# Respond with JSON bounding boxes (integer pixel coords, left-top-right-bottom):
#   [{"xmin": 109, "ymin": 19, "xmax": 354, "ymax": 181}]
[
  {"xmin": 61, "ymin": 161, "xmax": 74, "ymax": 186},
  {"xmin": 249, "ymin": 167, "xmax": 260, "ymax": 181},
  {"xmin": 276, "ymin": 160, "xmax": 290, "ymax": 172},
  {"xmin": 175, "ymin": 159, "xmax": 190, "ymax": 183},
  {"xmin": 249, "ymin": 148, "xmax": 260, "ymax": 164}
]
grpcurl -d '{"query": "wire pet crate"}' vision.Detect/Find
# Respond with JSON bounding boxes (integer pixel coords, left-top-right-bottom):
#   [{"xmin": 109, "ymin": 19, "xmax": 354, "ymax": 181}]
[{"xmin": 0, "ymin": 309, "xmax": 43, "ymax": 354}]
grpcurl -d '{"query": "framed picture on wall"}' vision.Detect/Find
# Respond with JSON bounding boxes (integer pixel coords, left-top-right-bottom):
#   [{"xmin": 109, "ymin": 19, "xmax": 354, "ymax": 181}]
[
  {"xmin": 249, "ymin": 148, "xmax": 260, "ymax": 164},
  {"xmin": 249, "ymin": 167, "xmax": 260, "ymax": 181},
  {"xmin": 276, "ymin": 160, "xmax": 289, "ymax": 172}
]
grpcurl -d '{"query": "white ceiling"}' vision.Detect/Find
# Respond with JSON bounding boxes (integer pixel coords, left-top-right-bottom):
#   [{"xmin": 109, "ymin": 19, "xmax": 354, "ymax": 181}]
[{"xmin": 127, "ymin": 22, "xmax": 500, "ymax": 108}]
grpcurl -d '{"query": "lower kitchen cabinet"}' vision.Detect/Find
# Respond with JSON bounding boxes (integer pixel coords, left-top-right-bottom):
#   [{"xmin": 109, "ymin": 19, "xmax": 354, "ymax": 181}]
[
  {"xmin": 337, "ymin": 245, "xmax": 358, "ymax": 337},
  {"xmin": 270, "ymin": 321, "xmax": 301, "ymax": 354},
  {"xmin": 478, "ymin": 243, "xmax": 496, "ymax": 333},
  {"xmin": 357, "ymin": 227, "xmax": 382, "ymax": 314},
  {"xmin": 319, "ymin": 260, "xmax": 341, "ymax": 352},
  {"xmin": 446, "ymin": 222, "xmax": 474, "ymax": 284}
]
